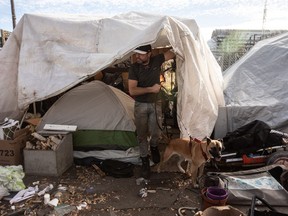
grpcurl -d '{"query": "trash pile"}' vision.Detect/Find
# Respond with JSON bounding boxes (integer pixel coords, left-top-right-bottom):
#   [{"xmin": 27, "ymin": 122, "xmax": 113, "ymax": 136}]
[{"xmin": 0, "ymin": 166, "xmax": 103, "ymax": 215}]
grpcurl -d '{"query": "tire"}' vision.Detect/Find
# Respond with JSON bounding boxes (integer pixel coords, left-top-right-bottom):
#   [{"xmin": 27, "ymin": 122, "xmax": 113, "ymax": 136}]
[{"xmin": 266, "ymin": 151, "xmax": 288, "ymax": 167}]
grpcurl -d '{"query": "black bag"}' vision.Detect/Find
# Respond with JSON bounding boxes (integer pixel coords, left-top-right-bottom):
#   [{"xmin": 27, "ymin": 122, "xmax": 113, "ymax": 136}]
[
  {"xmin": 223, "ymin": 120, "xmax": 282, "ymax": 155},
  {"xmin": 99, "ymin": 159, "xmax": 134, "ymax": 178}
]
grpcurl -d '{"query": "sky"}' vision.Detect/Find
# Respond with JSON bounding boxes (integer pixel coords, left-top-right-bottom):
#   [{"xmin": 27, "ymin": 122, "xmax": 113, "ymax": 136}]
[{"xmin": 0, "ymin": 0, "xmax": 288, "ymax": 41}]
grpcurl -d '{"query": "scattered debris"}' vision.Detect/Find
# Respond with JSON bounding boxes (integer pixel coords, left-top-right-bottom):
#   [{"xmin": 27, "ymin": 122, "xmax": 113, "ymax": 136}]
[
  {"xmin": 92, "ymin": 164, "xmax": 106, "ymax": 177},
  {"xmin": 138, "ymin": 188, "xmax": 148, "ymax": 198},
  {"xmin": 0, "ymin": 186, "xmax": 9, "ymax": 200},
  {"xmin": 136, "ymin": 177, "xmax": 149, "ymax": 185},
  {"xmin": 37, "ymin": 184, "xmax": 53, "ymax": 196},
  {"xmin": 76, "ymin": 202, "xmax": 88, "ymax": 210},
  {"xmin": 43, "ymin": 193, "xmax": 50, "ymax": 205},
  {"xmin": 54, "ymin": 203, "xmax": 77, "ymax": 215},
  {"xmin": 156, "ymin": 187, "xmax": 171, "ymax": 191},
  {"xmin": 25, "ymin": 133, "xmax": 64, "ymax": 151},
  {"xmin": 10, "ymin": 186, "xmax": 38, "ymax": 204},
  {"xmin": 47, "ymin": 198, "xmax": 59, "ymax": 207}
]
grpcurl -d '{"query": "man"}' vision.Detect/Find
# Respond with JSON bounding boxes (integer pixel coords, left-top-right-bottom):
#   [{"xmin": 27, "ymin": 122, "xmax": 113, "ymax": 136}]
[{"xmin": 128, "ymin": 44, "xmax": 175, "ymax": 178}]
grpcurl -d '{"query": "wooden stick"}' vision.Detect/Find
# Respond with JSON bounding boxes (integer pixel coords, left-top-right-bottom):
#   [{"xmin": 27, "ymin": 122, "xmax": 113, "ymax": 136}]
[{"xmin": 92, "ymin": 164, "xmax": 106, "ymax": 178}]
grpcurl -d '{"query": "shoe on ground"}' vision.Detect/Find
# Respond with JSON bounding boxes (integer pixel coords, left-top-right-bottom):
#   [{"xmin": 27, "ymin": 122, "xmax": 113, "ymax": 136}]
[
  {"xmin": 140, "ymin": 156, "xmax": 151, "ymax": 179},
  {"xmin": 150, "ymin": 146, "xmax": 160, "ymax": 164}
]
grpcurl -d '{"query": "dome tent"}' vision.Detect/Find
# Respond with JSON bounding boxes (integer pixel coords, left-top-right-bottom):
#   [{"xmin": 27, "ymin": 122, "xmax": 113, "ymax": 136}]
[
  {"xmin": 36, "ymin": 80, "xmax": 137, "ymax": 150},
  {"xmin": 215, "ymin": 32, "xmax": 288, "ymax": 137}
]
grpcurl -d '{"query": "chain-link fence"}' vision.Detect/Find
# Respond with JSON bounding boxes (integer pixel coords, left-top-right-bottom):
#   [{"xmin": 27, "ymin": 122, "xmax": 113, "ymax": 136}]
[
  {"xmin": 212, "ymin": 51, "xmax": 247, "ymax": 72},
  {"xmin": 211, "ymin": 30, "xmax": 288, "ymax": 72}
]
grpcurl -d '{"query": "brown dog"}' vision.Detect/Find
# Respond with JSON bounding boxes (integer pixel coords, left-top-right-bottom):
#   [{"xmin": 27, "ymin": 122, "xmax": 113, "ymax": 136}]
[{"xmin": 157, "ymin": 137, "xmax": 223, "ymax": 188}]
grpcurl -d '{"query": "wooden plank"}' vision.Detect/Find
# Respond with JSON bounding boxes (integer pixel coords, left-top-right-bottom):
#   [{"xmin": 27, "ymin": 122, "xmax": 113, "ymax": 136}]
[{"xmin": 43, "ymin": 124, "xmax": 77, "ymax": 132}]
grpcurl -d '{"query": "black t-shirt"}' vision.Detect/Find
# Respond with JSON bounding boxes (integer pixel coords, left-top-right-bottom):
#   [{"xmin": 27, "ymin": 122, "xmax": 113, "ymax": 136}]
[{"xmin": 128, "ymin": 54, "xmax": 165, "ymax": 103}]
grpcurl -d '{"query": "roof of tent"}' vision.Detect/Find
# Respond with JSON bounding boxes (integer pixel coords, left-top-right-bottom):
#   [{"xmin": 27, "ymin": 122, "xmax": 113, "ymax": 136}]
[
  {"xmin": 0, "ymin": 11, "xmax": 224, "ymax": 139},
  {"xmin": 36, "ymin": 80, "xmax": 135, "ymax": 132},
  {"xmin": 223, "ymin": 32, "xmax": 288, "ymax": 132}
]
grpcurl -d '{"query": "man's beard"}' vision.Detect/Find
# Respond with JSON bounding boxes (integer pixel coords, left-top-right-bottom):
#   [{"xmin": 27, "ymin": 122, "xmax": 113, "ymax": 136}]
[{"xmin": 136, "ymin": 58, "xmax": 149, "ymax": 65}]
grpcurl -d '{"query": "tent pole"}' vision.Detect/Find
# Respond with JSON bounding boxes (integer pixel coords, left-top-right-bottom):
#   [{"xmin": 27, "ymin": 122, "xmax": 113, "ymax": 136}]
[{"xmin": 33, "ymin": 102, "xmax": 37, "ymax": 116}]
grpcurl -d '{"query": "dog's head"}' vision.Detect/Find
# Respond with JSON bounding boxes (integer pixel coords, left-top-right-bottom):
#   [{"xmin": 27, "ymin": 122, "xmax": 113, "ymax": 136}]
[{"xmin": 205, "ymin": 137, "xmax": 224, "ymax": 161}]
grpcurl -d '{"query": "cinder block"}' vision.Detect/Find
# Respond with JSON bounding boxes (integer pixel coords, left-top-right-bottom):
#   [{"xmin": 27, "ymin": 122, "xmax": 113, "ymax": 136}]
[{"xmin": 24, "ymin": 133, "xmax": 73, "ymax": 176}]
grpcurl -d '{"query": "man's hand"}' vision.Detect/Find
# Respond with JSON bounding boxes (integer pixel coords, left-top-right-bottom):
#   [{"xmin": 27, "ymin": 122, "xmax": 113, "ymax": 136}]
[{"xmin": 150, "ymin": 84, "xmax": 161, "ymax": 93}]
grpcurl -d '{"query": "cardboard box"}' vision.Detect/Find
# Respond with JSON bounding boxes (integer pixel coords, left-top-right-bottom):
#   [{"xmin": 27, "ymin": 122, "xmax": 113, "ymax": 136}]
[
  {"xmin": 23, "ymin": 133, "xmax": 73, "ymax": 176},
  {"xmin": 0, "ymin": 128, "xmax": 31, "ymax": 165}
]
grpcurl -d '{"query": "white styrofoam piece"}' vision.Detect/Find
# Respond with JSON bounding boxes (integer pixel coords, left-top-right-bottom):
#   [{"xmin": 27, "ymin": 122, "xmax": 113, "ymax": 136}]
[{"xmin": 43, "ymin": 124, "xmax": 77, "ymax": 132}]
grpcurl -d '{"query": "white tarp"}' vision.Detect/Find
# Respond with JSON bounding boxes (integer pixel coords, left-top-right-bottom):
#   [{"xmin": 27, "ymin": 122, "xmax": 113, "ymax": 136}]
[
  {"xmin": 0, "ymin": 12, "xmax": 224, "ymax": 139},
  {"xmin": 222, "ymin": 32, "xmax": 288, "ymax": 133}
]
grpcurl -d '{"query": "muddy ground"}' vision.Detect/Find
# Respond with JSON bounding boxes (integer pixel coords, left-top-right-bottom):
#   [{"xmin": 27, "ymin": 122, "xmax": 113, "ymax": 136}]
[
  {"xmin": 1, "ymin": 127, "xmax": 287, "ymax": 216},
  {"xmin": 2, "ymin": 155, "xmax": 288, "ymax": 215}
]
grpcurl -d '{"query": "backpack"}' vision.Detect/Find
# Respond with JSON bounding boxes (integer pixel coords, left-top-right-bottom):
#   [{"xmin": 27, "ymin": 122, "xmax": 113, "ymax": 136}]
[{"xmin": 99, "ymin": 159, "xmax": 134, "ymax": 178}]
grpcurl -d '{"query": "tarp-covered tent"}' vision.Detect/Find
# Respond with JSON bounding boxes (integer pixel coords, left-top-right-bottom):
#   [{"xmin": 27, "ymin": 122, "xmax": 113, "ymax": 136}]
[
  {"xmin": 216, "ymin": 32, "xmax": 288, "ymax": 136},
  {"xmin": 0, "ymin": 12, "xmax": 224, "ymax": 139},
  {"xmin": 36, "ymin": 80, "xmax": 137, "ymax": 150}
]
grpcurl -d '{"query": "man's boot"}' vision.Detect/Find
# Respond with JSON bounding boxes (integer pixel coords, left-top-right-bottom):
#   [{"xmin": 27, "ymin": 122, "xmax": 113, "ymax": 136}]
[
  {"xmin": 150, "ymin": 146, "xmax": 160, "ymax": 164},
  {"xmin": 140, "ymin": 156, "xmax": 151, "ymax": 179}
]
